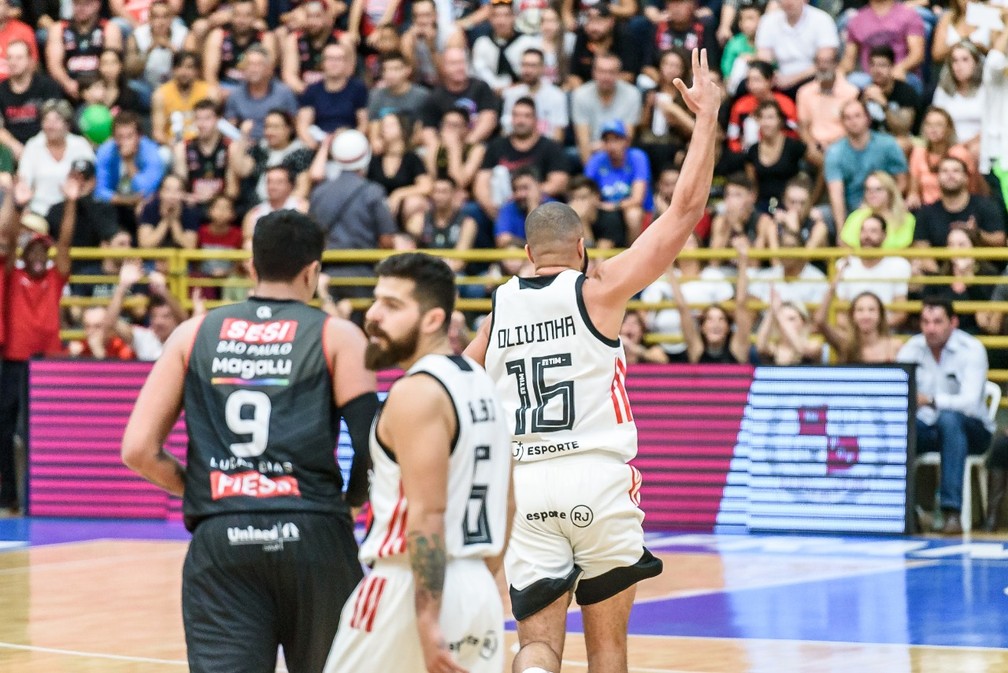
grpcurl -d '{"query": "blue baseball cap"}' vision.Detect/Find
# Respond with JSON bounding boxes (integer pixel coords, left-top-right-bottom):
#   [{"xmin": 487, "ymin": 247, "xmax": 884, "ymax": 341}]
[{"xmin": 600, "ymin": 119, "xmax": 627, "ymax": 138}]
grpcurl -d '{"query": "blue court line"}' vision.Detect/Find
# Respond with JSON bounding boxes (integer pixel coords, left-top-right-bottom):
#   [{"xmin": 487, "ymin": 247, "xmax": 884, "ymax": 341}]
[{"xmin": 0, "ymin": 517, "xmax": 190, "ymax": 548}]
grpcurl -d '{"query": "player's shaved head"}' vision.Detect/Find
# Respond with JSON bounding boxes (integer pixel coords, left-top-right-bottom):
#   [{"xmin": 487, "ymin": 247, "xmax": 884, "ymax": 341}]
[{"xmin": 525, "ymin": 202, "xmax": 583, "ymax": 262}]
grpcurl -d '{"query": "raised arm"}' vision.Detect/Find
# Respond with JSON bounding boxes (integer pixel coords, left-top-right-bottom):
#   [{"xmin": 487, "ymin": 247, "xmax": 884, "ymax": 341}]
[
  {"xmin": 812, "ymin": 261, "xmax": 851, "ymax": 357},
  {"xmin": 46, "ymin": 23, "xmax": 79, "ymax": 99},
  {"xmin": 768, "ymin": 289, "xmax": 818, "ymax": 361},
  {"xmin": 281, "ymin": 32, "xmax": 306, "ymax": 94},
  {"xmin": 308, "ymin": 132, "xmax": 334, "ymax": 184},
  {"xmin": 101, "ymin": 259, "xmax": 145, "ymax": 342},
  {"xmin": 588, "ymin": 49, "xmax": 720, "ymax": 308},
  {"xmin": 0, "ymin": 180, "xmax": 17, "ymax": 266},
  {"xmin": 730, "ymin": 240, "xmax": 754, "ymax": 362},
  {"xmin": 667, "ymin": 272, "xmax": 703, "ymax": 362},
  {"xmin": 148, "ymin": 270, "xmax": 189, "ymax": 324},
  {"xmin": 55, "ymin": 178, "xmax": 80, "ymax": 277},
  {"xmin": 755, "ymin": 297, "xmax": 775, "ymax": 361},
  {"xmin": 203, "ymin": 28, "xmax": 224, "ymax": 86}
]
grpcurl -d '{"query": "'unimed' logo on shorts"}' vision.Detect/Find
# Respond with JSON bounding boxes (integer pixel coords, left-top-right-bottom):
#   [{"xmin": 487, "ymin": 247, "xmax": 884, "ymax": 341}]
[{"xmin": 227, "ymin": 522, "xmax": 301, "ymax": 550}]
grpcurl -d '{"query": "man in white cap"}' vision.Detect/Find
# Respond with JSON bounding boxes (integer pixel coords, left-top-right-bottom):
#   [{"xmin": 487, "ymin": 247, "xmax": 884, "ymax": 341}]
[{"xmin": 308, "ymin": 129, "xmax": 413, "ymax": 312}]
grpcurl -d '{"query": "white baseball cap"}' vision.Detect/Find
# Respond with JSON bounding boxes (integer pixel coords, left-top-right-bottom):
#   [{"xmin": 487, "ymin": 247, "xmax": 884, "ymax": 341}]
[{"xmin": 330, "ymin": 129, "xmax": 372, "ymax": 172}]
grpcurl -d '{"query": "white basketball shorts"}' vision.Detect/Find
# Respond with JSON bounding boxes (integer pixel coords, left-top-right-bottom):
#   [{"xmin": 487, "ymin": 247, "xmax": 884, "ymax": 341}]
[
  {"xmin": 323, "ymin": 556, "xmax": 504, "ymax": 673},
  {"xmin": 504, "ymin": 451, "xmax": 662, "ymax": 620}
]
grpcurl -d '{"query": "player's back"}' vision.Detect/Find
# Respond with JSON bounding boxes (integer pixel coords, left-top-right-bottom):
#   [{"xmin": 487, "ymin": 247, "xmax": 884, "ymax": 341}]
[
  {"xmin": 360, "ymin": 354, "xmax": 511, "ymax": 565},
  {"xmin": 484, "ymin": 269, "xmax": 638, "ymax": 463},
  {"xmin": 182, "ymin": 298, "xmax": 344, "ymax": 526}
]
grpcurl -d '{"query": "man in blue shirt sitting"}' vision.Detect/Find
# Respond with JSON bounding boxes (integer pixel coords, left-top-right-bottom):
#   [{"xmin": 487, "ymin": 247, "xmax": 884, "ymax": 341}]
[
  {"xmin": 584, "ymin": 119, "xmax": 652, "ymax": 244},
  {"xmin": 95, "ymin": 111, "xmax": 166, "ymax": 236}
]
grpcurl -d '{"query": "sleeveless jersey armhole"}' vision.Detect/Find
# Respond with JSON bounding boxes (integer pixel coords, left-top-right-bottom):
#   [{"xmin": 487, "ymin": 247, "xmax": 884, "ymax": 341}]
[
  {"xmin": 406, "ymin": 370, "xmax": 461, "ymax": 456},
  {"xmin": 321, "ymin": 316, "xmax": 337, "ymax": 379},
  {"xmin": 574, "ymin": 274, "xmax": 620, "ymax": 348},
  {"xmin": 182, "ymin": 314, "xmax": 207, "ymax": 370}
]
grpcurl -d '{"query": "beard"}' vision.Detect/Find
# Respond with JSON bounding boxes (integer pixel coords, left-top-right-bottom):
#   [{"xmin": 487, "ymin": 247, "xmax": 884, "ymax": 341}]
[
  {"xmin": 364, "ymin": 323, "xmax": 421, "ymax": 371},
  {"xmin": 940, "ymin": 181, "xmax": 965, "ymax": 198},
  {"xmin": 512, "ymin": 125, "xmax": 534, "ymax": 140}
]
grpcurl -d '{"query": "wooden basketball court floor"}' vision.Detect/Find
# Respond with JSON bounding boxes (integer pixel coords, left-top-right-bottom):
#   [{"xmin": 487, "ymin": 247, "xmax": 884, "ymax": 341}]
[{"xmin": 1, "ymin": 519, "xmax": 1007, "ymax": 673}]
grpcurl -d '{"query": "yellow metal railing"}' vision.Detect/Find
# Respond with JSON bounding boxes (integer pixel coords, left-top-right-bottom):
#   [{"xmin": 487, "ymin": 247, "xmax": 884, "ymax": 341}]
[{"xmin": 57, "ymin": 245, "xmax": 1008, "ymax": 403}]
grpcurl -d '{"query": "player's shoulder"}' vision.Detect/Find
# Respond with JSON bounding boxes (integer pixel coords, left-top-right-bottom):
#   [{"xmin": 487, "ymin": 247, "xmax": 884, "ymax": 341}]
[
  {"xmin": 166, "ymin": 314, "xmax": 207, "ymax": 362},
  {"xmin": 322, "ymin": 313, "xmax": 367, "ymax": 348},
  {"xmin": 387, "ymin": 369, "xmax": 452, "ymax": 416}
]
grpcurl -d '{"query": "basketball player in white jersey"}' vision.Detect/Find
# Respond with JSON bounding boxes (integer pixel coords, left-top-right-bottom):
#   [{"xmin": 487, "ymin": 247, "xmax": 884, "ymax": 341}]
[
  {"xmin": 324, "ymin": 252, "xmax": 513, "ymax": 673},
  {"xmin": 464, "ymin": 49, "xmax": 721, "ymax": 673}
]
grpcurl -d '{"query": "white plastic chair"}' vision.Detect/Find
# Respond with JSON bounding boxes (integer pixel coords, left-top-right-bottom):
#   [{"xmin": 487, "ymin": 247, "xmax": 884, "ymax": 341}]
[{"xmin": 915, "ymin": 380, "xmax": 1001, "ymax": 532}]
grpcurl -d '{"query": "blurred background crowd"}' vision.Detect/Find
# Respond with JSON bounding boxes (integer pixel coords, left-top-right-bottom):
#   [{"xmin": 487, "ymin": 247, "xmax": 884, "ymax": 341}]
[
  {"xmin": 0, "ymin": 0, "xmax": 1007, "ymax": 528},
  {"xmin": 0, "ymin": 0, "xmax": 1004, "ymax": 362}
]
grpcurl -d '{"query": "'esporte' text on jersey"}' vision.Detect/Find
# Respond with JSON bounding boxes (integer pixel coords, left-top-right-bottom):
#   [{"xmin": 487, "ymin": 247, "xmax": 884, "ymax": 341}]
[
  {"xmin": 484, "ymin": 270, "xmax": 637, "ymax": 463},
  {"xmin": 183, "ymin": 298, "xmax": 344, "ymax": 526},
  {"xmin": 358, "ymin": 354, "xmax": 511, "ymax": 565}
]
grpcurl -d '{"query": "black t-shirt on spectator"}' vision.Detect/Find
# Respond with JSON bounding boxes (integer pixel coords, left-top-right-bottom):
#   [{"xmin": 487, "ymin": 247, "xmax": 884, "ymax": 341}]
[
  {"xmin": 480, "ymin": 135, "xmax": 568, "ymax": 177},
  {"xmin": 710, "ymin": 149, "xmax": 747, "ymax": 202},
  {"xmin": 0, "ymin": 74, "xmax": 64, "ymax": 145},
  {"xmin": 570, "ymin": 24, "xmax": 644, "ymax": 82},
  {"xmin": 943, "ymin": 279, "xmax": 994, "ymax": 334},
  {"xmin": 110, "ymin": 84, "xmax": 144, "ymax": 116},
  {"xmin": 594, "ymin": 209, "xmax": 626, "ymax": 247},
  {"xmin": 645, "ymin": 14, "xmax": 719, "ymax": 72},
  {"xmin": 866, "ymin": 79, "xmax": 920, "ymax": 132},
  {"xmin": 912, "ymin": 195, "xmax": 1007, "ymax": 246},
  {"xmin": 138, "ymin": 198, "xmax": 203, "ymax": 239},
  {"xmin": 47, "ymin": 194, "xmax": 120, "ymax": 248},
  {"xmin": 745, "ymin": 136, "xmax": 807, "ymax": 206},
  {"xmin": 48, "ymin": 193, "xmax": 123, "ymax": 295},
  {"xmin": 421, "ymin": 78, "xmax": 499, "ymax": 129},
  {"xmin": 367, "ymin": 151, "xmax": 427, "ymax": 195}
]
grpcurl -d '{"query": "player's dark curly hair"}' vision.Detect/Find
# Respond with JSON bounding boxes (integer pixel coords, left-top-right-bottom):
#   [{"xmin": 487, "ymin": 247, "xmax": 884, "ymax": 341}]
[{"xmin": 252, "ymin": 210, "xmax": 324, "ymax": 282}]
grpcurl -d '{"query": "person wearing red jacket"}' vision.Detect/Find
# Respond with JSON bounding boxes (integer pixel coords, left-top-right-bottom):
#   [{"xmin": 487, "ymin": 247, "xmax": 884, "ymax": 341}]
[
  {"xmin": 0, "ymin": 175, "xmax": 79, "ymax": 515},
  {"xmin": 726, "ymin": 60, "xmax": 799, "ymax": 154}
]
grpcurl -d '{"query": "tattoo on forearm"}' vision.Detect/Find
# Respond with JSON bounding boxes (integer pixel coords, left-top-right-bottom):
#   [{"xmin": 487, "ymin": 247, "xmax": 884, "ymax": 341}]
[{"xmin": 408, "ymin": 531, "xmax": 446, "ymax": 605}]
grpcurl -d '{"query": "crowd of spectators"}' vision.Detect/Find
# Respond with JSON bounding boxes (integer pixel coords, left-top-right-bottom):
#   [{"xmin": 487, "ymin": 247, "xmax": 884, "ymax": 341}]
[{"xmin": 0, "ymin": 0, "xmax": 1006, "ymax": 525}]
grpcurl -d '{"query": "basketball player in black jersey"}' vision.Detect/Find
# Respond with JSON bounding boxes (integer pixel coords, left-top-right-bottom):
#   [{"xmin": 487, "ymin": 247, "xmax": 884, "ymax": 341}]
[{"xmin": 122, "ymin": 209, "xmax": 379, "ymax": 673}]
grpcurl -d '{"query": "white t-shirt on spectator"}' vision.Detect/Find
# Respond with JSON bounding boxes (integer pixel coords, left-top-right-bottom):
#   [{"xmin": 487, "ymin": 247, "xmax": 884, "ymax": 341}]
[
  {"xmin": 571, "ymin": 80, "xmax": 642, "ymax": 142},
  {"xmin": 132, "ymin": 326, "xmax": 165, "ymax": 361},
  {"xmin": 500, "ymin": 80, "xmax": 568, "ymax": 138},
  {"xmin": 471, "ymin": 33, "xmax": 542, "ymax": 92},
  {"xmin": 836, "ymin": 255, "xmax": 912, "ymax": 305},
  {"xmin": 755, "ymin": 5, "xmax": 840, "ymax": 78},
  {"xmin": 132, "ymin": 21, "xmax": 189, "ymax": 88},
  {"xmin": 18, "ymin": 133, "xmax": 96, "ymax": 217},
  {"xmin": 748, "ymin": 263, "xmax": 829, "ymax": 307},
  {"xmin": 641, "ymin": 267, "xmax": 734, "ymax": 355},
  {"xmin": 931, "ymin": 87, "xmax": 984, "ymax": 145}
]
